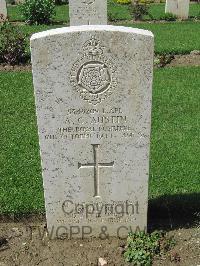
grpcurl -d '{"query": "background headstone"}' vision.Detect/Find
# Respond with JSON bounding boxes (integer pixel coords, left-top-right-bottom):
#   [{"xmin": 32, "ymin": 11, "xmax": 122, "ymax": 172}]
[
  {"xmin": 69, "ymin": 0, "xmax": 107, "ymax": 26},
  {"xmin": 0, "ymin": 0, "xmax": 7, "ymax": 22},
  {"xmin": 165, "ymin": 0, "xmax": 190, "ymax": 19},
  {"xmin": 31, "ymin": 25, "xmax": 154, "ymax": 238}
]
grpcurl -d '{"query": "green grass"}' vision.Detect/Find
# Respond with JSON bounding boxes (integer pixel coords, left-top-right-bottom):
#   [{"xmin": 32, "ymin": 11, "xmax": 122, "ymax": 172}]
[
  {"xmin": 108, "ymin": 0, "xmax": 132, "ymax": 21},
  {"xmin": 150, "ymin": 67, "xmax": 200, "ymax": 199},
  {"xmin": 0, "ymin": 67, "xmax": 200, "ymax": 214},
  {"xmin": 126, "ymin": 21, "xmax": 200, "ymax": 54},
  {"xmin": 0, "ymin": 72, "xmax": 44, "ymax": 213},
  {"xmin": 7, "ymin": 3, "xmax": 200, "ymax": 22},
  {"xmin": 54, "ymin": 5, "xmax": 69, "ymax": 22},
  {"xmin": 18, "ymin": 22, "xmax": 200, "ymax": 55},
  {"xmin": 7, "ymin": 5, "xmax": 23, "ymax": 22}
]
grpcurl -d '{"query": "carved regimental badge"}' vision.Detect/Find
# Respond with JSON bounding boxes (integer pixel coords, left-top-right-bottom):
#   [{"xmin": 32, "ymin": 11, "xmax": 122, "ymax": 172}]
[{"xmin": 70, "ymin": 36, "xmax": 118, "ymax": 105}]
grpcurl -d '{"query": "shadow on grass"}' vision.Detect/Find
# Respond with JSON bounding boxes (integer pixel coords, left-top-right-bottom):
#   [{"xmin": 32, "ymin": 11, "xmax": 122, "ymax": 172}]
[{"xmin": 148, "ymin": 193, "xmax": 200, "ymax": 232}]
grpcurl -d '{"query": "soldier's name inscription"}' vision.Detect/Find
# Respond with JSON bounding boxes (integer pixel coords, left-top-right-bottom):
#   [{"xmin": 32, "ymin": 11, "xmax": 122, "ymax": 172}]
[{"xmin": 43, "ymin": 106, "xmax": 146, "ymax": 143}]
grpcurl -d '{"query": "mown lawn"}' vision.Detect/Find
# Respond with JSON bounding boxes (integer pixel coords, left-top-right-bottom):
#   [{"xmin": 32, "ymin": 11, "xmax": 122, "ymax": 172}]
[
  {"xmin": 0, "ymin": 66, "xmax": 200, "ymax": 214},
  {"xmin": 150, "ymin": 67, "xmax": 200, "ymax": 199},
  {"xmin": 127, "ymin": 21, "xmax": 200, "ymax": 54},
  {"xmin": 18, "ymin": 21, "xmax": 200, "ymax": 55},
  {"xmin": 7, "ymin": 2, "xmax": 200, "ymax": 22},
  {"xmin": 0, "ymin": 72, "xmax": 43, "ymax": 214}
]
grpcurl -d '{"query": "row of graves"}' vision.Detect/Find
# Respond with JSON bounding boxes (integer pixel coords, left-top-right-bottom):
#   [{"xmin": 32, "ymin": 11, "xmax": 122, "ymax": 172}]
[{"xmin": 0, "ymin": 0, "xmax": 192, "ymax": 22}]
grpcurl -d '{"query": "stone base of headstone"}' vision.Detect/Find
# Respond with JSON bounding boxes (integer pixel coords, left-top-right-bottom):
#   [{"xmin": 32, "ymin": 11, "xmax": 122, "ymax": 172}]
[{"xmin": 165, "ymin": 0, "xmax": 190, "ymax": 19}]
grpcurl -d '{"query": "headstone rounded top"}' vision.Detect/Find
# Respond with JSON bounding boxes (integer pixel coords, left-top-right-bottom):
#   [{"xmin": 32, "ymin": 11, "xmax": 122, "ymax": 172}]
[{"xmin": 31, "ymin": 25, "xmax": 154, "ymax": 41}]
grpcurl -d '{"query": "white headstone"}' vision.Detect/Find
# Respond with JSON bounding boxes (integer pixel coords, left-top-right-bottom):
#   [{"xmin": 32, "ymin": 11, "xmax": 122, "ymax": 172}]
[
  {"xmin": 69, "ymin": 0, "xmax": 107, "ymax": 26},
  {"xmin": 31, "ymin": 25, "xmax": 154, "ymax": 239},
  {"xmin": 0, "ymin": 0, "xmax": 7, "ymax": 22},
  {"xmin": 165, "ymin": 0, "xmax": 190, "ymax": 19}
]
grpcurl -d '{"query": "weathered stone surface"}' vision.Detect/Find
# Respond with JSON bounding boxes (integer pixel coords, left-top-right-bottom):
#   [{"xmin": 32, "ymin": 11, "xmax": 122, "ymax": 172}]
[
  {"xmin": 69, "ymin": 0, "xmax": 107, "ymax": 26},
  {"xmin": 0, "ymin": 0, "xmax": 7, "ymax": 21},
  {"xmin": 165, "ymin": 0, "xmax": 190, "ymax": 19},
  {"xmin": 31, "ymin": 25, "xmax": 154, "ymax": 239}
]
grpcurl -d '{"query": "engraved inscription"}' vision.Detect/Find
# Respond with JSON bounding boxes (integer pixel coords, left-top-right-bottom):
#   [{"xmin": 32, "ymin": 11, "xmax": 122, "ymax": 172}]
[
  {"xmin": 76, "ymin": 0, "xmax": 97, "ymax": 25},
  {"xmin": 43, "ymin": 107, "xmax": 149, "ymax": 146},
  {"xmin": 70, "ymin": 37, "xmax": 118, "ymax": 105},
  {"xmin": 78, "ymin": 144, "xmax": 114, "ymax": 198}
]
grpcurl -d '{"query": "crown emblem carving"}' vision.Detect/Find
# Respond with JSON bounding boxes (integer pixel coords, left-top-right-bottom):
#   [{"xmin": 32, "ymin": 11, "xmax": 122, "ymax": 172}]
[
  {"xmin": 83, "ymin": 36, "xmax": 104, "ymax": 56},
  {"xmin": 70, "ymin": 36, "xmax": 117, "ymax": 105}
]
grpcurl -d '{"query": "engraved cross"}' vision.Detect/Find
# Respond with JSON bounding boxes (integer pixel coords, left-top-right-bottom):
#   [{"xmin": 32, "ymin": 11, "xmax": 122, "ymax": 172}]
[{"xmin": 78, "ymin": 144, "xmax": 114, "ymax": 198}]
